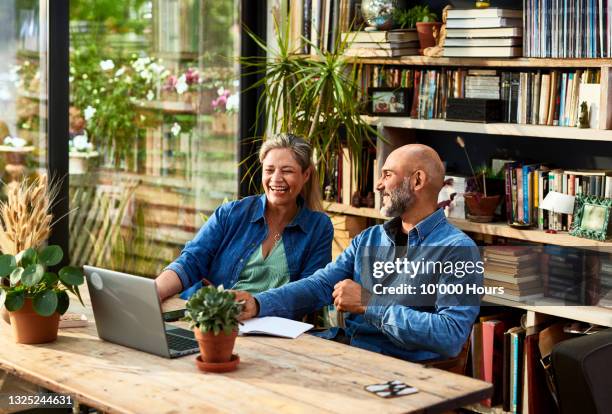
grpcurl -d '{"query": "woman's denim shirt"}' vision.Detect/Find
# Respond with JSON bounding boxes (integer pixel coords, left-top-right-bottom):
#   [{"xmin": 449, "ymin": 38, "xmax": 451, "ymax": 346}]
[{"xmin": 166, "ymin": 194, "xmax": 333, "ymax": 298}]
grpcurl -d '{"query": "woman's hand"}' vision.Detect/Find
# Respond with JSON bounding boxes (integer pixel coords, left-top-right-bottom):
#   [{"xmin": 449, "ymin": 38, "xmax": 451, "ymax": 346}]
[{"xmin": 231, "ymin": 290, "xmax": 259, "ymax": 320}]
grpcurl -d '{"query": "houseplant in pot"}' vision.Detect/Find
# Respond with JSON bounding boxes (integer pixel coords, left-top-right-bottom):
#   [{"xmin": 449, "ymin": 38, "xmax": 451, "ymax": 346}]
[
  {"xmin": 394, "ymin": 5, "xmax": 440, "ymax": 54},
  {"xmin": 0, "ymin": 176, "xmax": 85, "ymax": 343},
  {"xmin": 183, "ymin": 284, "xmax": 244, "ymax": 372},
  {"xmin": 456, "ymin": 136, "xmax": 503, "ymax": 223}
]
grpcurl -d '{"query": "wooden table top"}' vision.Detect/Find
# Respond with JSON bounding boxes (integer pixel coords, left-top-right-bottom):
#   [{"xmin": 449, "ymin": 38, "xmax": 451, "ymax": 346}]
[{"xmin": 0, "ymin": 289, "xmax": 492, "ymax": 414}]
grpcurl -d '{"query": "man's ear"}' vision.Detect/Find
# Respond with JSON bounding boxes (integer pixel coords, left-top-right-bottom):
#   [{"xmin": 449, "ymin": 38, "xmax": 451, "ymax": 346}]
[{"xmin": 413, "ymin": 170, "xmax": 427, "ymax": 191}]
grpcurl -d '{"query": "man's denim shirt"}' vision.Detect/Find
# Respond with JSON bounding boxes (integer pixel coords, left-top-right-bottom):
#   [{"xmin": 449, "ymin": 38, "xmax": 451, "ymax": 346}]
[
  {"xmin": 166, "ymin": 194, "xmax": 333, "ymax": 298},
  {"xmin": 255, "ymin": 208, "xmax": 483, "ymax": 361}
]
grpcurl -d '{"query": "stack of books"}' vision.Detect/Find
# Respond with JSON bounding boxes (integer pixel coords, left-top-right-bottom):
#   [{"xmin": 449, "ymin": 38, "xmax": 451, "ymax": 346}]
[
  {"xmin": 465, "ymin": 70, "xmax": 501, "ymax": 99},
  {"xmin": 484, "ymin": 246, "xmax": 543, "ymax": 302},
  {"xmin": 342, "ymin": 30, "xmax": 419, "ymax": 57},
  {"xmin": 443, "ymin": 8, "xmax": 523, "ymax": 57}
]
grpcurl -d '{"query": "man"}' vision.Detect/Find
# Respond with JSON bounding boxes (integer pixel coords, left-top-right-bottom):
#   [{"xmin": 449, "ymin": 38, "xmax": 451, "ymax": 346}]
[{"xmin": 235, "ymin": 144, "xmax": 482, "ymax": 361}]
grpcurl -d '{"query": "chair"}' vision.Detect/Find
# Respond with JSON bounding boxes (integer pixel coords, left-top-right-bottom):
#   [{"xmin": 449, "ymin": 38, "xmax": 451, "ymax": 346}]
[
  {"xmin": 552, "ymin": 328, "xmax": 612, "ymax": 414},
  {"xmin": 422, "ymin": 337, "xmax": 471, "ymax": 375}
]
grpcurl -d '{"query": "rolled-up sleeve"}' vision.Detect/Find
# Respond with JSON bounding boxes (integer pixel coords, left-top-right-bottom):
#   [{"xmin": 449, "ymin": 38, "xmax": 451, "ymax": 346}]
[
  {"xmin": 165, "ymin": 203, "xmax": 231, "ymax": 290},
  {"xmin": 255, "ymin": 232, "xmax": 359, "ymax": 319}
]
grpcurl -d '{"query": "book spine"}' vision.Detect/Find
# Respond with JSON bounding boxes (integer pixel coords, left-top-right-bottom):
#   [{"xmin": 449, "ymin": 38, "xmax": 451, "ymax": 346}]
[{"xmin": 505, "ymin": 163, "xmax": 513, "ymax": 222}]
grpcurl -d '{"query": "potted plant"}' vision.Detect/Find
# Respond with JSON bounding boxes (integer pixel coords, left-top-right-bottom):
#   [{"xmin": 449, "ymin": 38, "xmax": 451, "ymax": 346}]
[
  {"xmin": 183, "ymin": 285, "xmax": 243, "ymax": 372},
  {"xmin": 240, "ymin": 16, "xmax": 378, "ymax": 190},
  {"xmin": 0, "ymin": 136, "xmax": 35, "ymax": 183},
  {"xmin": 456, "ymin": 136, "xmax": 503, "ymax": 223},
  {"xmin": 394, "ymin": 5, "xmax": 440, "ymax": 54},
  {"xmin": 69, "ymin": 132, "xmax": 99, "ymax": 174},
  {"xmin": 0, "ymin": 176, "xmax": 85, "ymax": 344}
]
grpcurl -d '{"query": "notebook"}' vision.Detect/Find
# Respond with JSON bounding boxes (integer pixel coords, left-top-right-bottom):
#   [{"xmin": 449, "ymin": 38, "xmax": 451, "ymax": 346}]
[{"xmin": 239, "ymin": 317, "xmax": 313, "ymax": 339}]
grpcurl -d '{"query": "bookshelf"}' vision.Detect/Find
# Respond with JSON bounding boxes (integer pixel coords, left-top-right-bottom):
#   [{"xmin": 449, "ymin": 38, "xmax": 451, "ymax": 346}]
[{"xmin": 363, "ymin": 116, "xmax": 612, "ymax": 142}]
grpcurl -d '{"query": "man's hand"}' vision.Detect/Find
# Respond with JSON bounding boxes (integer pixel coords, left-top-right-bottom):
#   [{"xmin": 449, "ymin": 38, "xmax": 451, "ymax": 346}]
[
  {"xmin": 231, "ymin": 290, "xmax": 259, "ymax": 321},
  {"xmin": 332, "ymin": 279, "xmax": 370, "ymax": 314}
]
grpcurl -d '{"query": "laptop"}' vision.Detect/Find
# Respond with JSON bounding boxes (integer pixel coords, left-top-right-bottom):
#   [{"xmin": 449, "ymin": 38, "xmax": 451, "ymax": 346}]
[{"xmin": 84, "ymin": 266, "xmax": 199, "ymax": 358}]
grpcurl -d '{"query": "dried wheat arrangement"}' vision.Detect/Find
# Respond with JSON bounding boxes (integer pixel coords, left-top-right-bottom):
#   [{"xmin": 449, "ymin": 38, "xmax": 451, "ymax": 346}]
[{"xmin": 0, "ymin": 175, "xmax": 59, "ymax": 255}]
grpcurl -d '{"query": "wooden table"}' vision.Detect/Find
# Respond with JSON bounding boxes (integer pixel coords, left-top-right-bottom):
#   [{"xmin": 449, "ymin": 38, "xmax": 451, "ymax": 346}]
[{"xmin": 0, "ymin": 290, "xmax": 491, "ymax": 414}]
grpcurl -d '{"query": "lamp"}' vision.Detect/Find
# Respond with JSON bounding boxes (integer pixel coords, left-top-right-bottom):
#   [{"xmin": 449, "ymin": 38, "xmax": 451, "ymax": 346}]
[{"xmin": 540, "ymin": 191, "xmax": 576, "ymax": 234}]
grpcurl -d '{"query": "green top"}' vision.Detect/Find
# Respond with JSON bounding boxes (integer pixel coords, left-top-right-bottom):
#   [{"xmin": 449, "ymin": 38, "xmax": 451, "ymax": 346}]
[{"xmin": 232, "ymin": 239, "xmax": 290, "ymax": 294}]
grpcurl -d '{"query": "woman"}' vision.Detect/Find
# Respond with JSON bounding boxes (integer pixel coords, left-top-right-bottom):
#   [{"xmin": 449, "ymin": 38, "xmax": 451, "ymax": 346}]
[{"xmin": 155, "ymin": 133, "xmax": 333, "ymax": 301}]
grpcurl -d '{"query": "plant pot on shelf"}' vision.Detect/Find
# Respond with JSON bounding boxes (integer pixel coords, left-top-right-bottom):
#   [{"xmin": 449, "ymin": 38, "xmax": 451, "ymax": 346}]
[
  {"xmin": 416, "ymin": 22, "xmax": 442, "ymax": 54},
  {"xmin": 8, "ymin": 298, "xmax": 60, "ymax": 344},
  {"xmin": 464, "ymin": 193, "xmax": 502, "ymax": 223},
  {"xmin": 69, "ymin": 151, "xmax": 99, "ymax": 174}
]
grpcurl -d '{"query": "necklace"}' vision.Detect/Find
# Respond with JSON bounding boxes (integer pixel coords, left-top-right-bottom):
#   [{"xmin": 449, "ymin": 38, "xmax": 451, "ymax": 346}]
[{"xmin": 273, "ymin": 232, "xmax": 282, "ymax": 243}]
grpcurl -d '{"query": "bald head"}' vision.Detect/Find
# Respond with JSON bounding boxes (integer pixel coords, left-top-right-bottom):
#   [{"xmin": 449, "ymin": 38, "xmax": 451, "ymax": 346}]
[{"xmin": 388, "ymin": 144, "xmax": 445, "ymax": 195}]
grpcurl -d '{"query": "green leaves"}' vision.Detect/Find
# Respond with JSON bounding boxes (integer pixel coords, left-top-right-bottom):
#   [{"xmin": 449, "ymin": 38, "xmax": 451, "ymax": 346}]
[
  {"xmin": 184, "ymin": 285, "xmax": 242, "ymax": 335},
  {"xmin": 5, "ymin": 290, "xmax": 25, "ymax": 312},
  {"xmin": 58, "ymin": 266, "xmax": 84, "ymax": 287},
  {"xmin": 21, "ymin": 264, "xmax": 45, "ymax": 288},
  {"xmin": 0, "ymin": 245, "xmax": 83, "ymax": 316},
  {"xmin": 33, "ymin": 290, "xmax": 58, "ymax": 317},
  {"xmin": 56, "ymin": 290, "xmax": 70, "ymax": 315},
  {"xmin": 0, "ymin": 254, "xmax": 16, "ymax": 277},
  {"xmin": 39, "ymin": 245, "xmax": 63, "ymax": 266},
  {"xmin": 10, "ymin": 267, "xmax": 24, "ymax": 286}
]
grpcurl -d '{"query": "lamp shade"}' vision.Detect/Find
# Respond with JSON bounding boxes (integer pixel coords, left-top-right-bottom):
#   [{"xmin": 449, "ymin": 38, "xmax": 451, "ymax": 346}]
[{"xmin": 540, "ymin": 191, "xmax": 576, "ymax": 215}]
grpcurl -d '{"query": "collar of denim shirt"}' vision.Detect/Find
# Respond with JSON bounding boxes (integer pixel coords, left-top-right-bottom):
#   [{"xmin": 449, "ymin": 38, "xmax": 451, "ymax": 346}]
[
  {"xmin": 249, "ymin": 193, "xmax": 308, "ymax": 233},
  {"xmin": 383, "ymin": 208, "xmax": 446, "ymax": 245}
]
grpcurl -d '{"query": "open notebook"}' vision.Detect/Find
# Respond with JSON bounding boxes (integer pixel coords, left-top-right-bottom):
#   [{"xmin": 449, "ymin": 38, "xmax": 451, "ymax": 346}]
[{"xmin": 238, "ymin": 317, "xmax": 313, "ymax": 339}]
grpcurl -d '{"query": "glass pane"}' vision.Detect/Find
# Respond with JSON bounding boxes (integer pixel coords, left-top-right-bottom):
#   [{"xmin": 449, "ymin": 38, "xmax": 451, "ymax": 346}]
[
  {"xmin": 0, "ymin": 1, "xmax": 48, "ymax": 197},
  {"xmin": 69, "ymin": 0, "xmax": 240, "ymax": 276}
]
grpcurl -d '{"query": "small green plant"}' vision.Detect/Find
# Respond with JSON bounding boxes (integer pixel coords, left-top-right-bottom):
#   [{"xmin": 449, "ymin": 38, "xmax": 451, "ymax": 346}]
[
  {"xmin": 393, "ymin": 5, "xmax": 438, "ymax": 29},
  {"xmin": 0, "ymin": 245, "xmax": 84, "ymax": 316},
  {"xmin": 183, "ymin": 285, "xmax": 243, "ymax": 336}
]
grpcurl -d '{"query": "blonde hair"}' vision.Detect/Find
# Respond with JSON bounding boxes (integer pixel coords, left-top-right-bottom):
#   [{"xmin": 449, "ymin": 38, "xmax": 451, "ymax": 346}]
[{"xmin": 259, "ymin": 133, "xmax": 322, "ymax": 211}]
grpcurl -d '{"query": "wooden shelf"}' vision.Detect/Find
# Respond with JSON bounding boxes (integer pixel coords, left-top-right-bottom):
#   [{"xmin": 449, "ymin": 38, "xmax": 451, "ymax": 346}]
[
  {"xmin": 362, "ymin": 116, "xmax": 612, "ymax": 142},
  {"xmin": 483, "ymin": 295, "xmax": 612, "ymax": 327},
  {"xmin": 323, "ymin": 202, "xmax": 612, "ymax": 249},
  {"xmin": 339, "ymin": 55, "xmax": 612, "ymax": 68}
]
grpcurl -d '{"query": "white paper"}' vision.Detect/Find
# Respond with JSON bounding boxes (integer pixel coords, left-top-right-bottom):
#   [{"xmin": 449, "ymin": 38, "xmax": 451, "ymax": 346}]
[{"xmin": 238, "ymin": 317, "xmax": 313, "ymax": 339}]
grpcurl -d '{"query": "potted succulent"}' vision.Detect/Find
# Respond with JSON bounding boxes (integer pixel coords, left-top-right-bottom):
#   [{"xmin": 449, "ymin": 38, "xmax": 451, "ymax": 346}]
[
  {"xmin": 0, "ymin": 176, "xmax": 85, "ymax": 344},
  {"xmin": 69, "ymin": 132, "xmax": 99, "ymax": 174},
  {"xmin": 456, "ymin": 136, "xmax": 503, "ymax": 223},
  {"xmin": 183, "ymin": 285, "xmax": 243, "ymax": 372},
  {"xmin": 393, "ymin": 5, "xmax": 440, "ymax": 54}
]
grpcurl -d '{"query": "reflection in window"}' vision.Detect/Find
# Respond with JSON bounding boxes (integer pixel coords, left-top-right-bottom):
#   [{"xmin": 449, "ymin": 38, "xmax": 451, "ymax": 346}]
[{"xmin": 68, "ymin": 0, "xmax": 240, "ymax": 276}]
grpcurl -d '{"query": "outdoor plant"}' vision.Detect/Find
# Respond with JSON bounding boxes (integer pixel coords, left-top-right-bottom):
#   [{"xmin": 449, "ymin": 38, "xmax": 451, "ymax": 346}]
[
  {"xmin": 69, "ymin": 132, "xmax": 96, "ymax": 154},
  {"xmin": 393, "ymin": 5, "xmax": 438, "ymax": 29},
  {"xmin": 184, "ymin": 285, "xmax": 243, "ymax": 335},
  {"xmin": 0, "ymin": 176, "xmax": 84, "ymax": 317}
]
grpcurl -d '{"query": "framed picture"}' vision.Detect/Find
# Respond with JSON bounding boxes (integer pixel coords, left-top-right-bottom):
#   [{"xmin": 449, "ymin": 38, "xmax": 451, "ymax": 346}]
[
  {"xmin": 368, "ymin": 88, "xmax": 411, "ymax": 116},
  {"xmin": 569, "ymin": 194, "xmax": 612, "ymax": 241}
]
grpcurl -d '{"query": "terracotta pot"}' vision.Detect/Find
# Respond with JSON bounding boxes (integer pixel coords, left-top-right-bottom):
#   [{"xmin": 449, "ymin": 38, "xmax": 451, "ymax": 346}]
[
  {"xmin": 193, "ymin": 328, "xmax": 238, "ymax": 363},
  {"xmin": 5, "ymin": 151, "xmax": 27, "ymax": 165},
  {"xmin": 464, "ymin": 193, "xmax": 501, "ymax": 223},
  {"xmin": 8, "ymin": 298, "xmax": 60, "ymax": 344},
  {"xmin": 416, "ymin": 22, "xmax": 442, "ymax": 54}
]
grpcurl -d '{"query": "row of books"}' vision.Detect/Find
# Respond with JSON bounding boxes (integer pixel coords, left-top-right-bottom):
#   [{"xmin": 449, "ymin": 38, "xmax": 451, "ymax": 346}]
[
  {"xmin": 443, "ymin": 8, "xmax": 523, "ymax": 58},
  {"xmin": 289, "ymin": 0, "xmax": 361, "ymax": 54},
  {"xmin": 359, "ymin": 65, "xmax": 602, "ymax": 127},
  {"xmin": 503, "ymin": 163, "xmax": 612, "ymax": 231},
  {"xmin": 471, "ymin": 314, "xmax": 568, "ymax": 413},
  {"xmin": 513, "ymin": 69, "xmax": 601, "ymax": 127},
  {"xmin": 524, "ymin": 0, "xmax": 612, "ymax": 58}
]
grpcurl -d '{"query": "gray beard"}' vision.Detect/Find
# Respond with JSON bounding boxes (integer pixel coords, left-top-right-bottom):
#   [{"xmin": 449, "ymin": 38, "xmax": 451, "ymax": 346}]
[{"xmin": 380, "ymin": 179, "xmax": 414, "ymax": 218}]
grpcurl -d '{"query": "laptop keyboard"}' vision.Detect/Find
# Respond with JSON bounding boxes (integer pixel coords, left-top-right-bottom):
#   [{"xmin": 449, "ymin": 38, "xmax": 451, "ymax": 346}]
[{"xmin": 167, "ymin": 333, "xmax": 198, "ymax": 352}]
